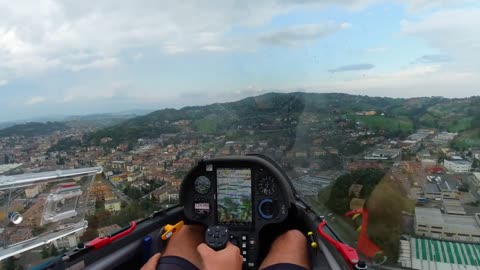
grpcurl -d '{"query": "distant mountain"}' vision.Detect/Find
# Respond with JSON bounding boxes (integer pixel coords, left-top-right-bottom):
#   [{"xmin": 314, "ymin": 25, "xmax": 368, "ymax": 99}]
[
  {"xmin": 0, "ymin": 122, "xmax": 69, "ymax": 137},
  {"xmin": 0, "ymin": 110, "xmax": 155, "ymax": 132},
  {"xmin": 0, "ymin": 122, "xmax": 16, "ymax": 130},
  {"xmin": 85, "ymin": 92, "xmax": 480, "ymax": 149},
  {"xmin": 64, "ymin": 110, "xmax": 154, "ymax": 129}
]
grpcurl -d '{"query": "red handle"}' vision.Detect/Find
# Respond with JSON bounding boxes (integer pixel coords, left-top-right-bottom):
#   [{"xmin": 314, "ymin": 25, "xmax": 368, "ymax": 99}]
[
  {"xmin": 317, "ymin": 220, "xmax": 359, "ymax": 267},
  {"xmin": 87, "ymin": 221, "xmax": 137, "ymax": 249}
]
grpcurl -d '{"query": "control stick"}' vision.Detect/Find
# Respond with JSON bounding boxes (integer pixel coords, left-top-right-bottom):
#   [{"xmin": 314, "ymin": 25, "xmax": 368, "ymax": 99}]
[{"xmin": 205, "ymin": 226, "xmax": 229, "ymax": 251}]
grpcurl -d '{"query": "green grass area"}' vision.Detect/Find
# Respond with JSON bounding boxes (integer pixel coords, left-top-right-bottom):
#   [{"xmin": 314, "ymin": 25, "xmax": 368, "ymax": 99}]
[
  {"xmin": 447, "ymin": 117, "xmax": 473, "ymax": 132},
  {"xmin": 452, "ymin": 129, "xmax": 480, "ymax": 149},
  {"xmin": 355, "ymin": 115, "xmax": 413, "ymax": 132},
  {"xmin": 420, "ymin": 113, "xmax": 437, "ymax": 127},
  {"xmin": 194, "ymin": 118, "xmax": 219, "ymax": 133}
]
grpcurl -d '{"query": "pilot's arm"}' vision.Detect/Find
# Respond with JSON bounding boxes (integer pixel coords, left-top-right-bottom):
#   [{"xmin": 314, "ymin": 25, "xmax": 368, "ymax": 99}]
[
  {"xmin": 140, "ymin": 253, "xmax": 162, "ymax": 270},
  {"xmin": 197, "ymin": 242, "xmax": 243, "ymax": 270}
]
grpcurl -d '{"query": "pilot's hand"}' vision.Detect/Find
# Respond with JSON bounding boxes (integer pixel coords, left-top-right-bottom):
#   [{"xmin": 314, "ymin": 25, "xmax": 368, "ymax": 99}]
[
  {"xmin": 197, "ymin": 242, "xmax": 243, "ymax": 270},
  {"xmin": 140, "ymin": 252, "xmax": 161, "ymax": 270}
]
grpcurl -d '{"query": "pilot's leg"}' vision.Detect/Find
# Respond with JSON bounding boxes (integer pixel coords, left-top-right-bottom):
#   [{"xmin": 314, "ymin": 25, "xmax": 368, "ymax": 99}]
[
  {"xmin": 157, "ymin": 225, "xmax": 204, "ymax": 270},
  {"xmin": 259, "ymin": 230, "xmax": 310, "ymax": 270}
]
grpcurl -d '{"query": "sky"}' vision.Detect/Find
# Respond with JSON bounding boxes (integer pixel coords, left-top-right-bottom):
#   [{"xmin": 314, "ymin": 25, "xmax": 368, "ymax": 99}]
[{"xmin": 0, "ymin": 0, "xmax": 479, "ymax": 122}]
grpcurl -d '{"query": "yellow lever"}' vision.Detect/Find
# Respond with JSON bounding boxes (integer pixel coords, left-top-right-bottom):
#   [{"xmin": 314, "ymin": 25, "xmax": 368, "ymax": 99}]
[
  {"xmin": 308, "ymin": 231, "xmax": 318, "ymax": 248},
  {"xmin": 161, "ymin": 220, "xmax": 184, "ymax": 240}
]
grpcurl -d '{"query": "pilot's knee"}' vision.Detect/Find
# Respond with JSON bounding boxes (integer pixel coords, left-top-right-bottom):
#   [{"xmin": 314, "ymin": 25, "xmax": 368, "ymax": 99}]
[{"xmin": 276, "ymin": 229, "xmax": 307, "ymax": 246}]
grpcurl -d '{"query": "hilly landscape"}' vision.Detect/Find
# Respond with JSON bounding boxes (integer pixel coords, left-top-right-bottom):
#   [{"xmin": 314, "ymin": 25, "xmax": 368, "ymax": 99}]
[
  {"xmin": 85, "ymin": 92, "xmax": 480, "ymax": 150},
  {"xmin": 0, "ymin": 111, "xmax": 152, "ymax": 137},
  {"xmin": 1, "ymin": 92, "xmax": 478, "ymax": 150}
]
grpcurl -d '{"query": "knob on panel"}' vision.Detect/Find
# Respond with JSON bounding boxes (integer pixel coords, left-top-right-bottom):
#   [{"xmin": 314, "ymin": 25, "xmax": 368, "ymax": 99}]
[{"xmin": 258, "ymin": 199, "xmax": 275, "ymax": 220}]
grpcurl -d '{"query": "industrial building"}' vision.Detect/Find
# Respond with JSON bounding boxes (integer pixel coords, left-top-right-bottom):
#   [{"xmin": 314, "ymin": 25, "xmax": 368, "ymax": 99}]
[
  {"xmin": 444, "ymin": 159, "xmax": 472, "ymax": 173},
  {"xmin": 415, "ymin": 207, "xmax": 480, "ymax": 242},
  {"xmin": 363, "ymin": 148, "xmax": 401, "ymax": 160},
  {"xmin": 399, "ymin": 237, "xmax": 480, "ymax": 270},
  {"xmin": 443, "ymin": 199, "xmax": 466, "ymax": 216},
  {"xmin": 292, "ymin": 175, "xmax": 332, "ymax": 196},
  {"xmin": 423, "ymin": 175, "xmax": 460, "ymax": 200}
]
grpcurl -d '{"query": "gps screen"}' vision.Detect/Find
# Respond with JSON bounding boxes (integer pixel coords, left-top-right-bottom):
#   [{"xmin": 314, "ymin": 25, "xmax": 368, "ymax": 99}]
[{"xmin": 216, "ymin": 168, "xmax": 252, "ymax": 224}]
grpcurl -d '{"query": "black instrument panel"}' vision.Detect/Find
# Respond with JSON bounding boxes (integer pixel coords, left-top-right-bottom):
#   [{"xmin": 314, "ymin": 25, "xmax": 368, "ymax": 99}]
[{"xmin": 180, "ymin": 156, "xmax": 294, "ymax": 268}]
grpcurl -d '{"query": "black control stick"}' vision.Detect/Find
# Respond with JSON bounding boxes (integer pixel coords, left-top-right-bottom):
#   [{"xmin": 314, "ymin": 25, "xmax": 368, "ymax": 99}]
[{"xmin": 205, "ymin": 226, "xmax": 229, "ymax": 251}]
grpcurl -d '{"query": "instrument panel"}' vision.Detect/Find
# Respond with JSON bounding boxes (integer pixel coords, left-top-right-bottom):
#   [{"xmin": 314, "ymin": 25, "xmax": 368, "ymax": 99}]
[
  {"xmin": 181, "ymin": 156, "xmax": 292, "ymax": 227},
  {"xmin": 180, "ymin": 155, "xmax": 294, "ymax": 268}
]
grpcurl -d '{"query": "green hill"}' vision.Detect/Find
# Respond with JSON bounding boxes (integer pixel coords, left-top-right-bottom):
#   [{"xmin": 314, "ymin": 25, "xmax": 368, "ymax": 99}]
[
  {"xmin": 0, "ymin": 122, "xmax": 69, "ymax": 137},
  {"xmin": 82, "ymin": 92, "xmax": 479, "ymax": 148}
]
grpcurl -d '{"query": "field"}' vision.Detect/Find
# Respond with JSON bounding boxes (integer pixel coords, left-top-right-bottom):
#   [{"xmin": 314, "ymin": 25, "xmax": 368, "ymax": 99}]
[
  {"xmin": 447, "ymin": 117, "xmax": 473, "ymax": 132},
  {"xmin": 453, "ymin": 129, "xmax": 480, "ymax": 149},
  {"xmin": 355, "ymin": 115, "xmax": 414, "ymax": 132},
  {"xmin": 194, "ymin": 118, "xmax": 220, "ymax": 133}
]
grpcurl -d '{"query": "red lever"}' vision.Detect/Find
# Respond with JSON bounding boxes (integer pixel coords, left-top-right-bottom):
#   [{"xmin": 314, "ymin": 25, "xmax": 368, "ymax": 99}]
[
  {"xmin": 317, "ymin": 221, "xmax": 359, "ymax": 267},
  {"xmin": 87, "ymin": 221, "xmax": 137, "ymax": 249}
]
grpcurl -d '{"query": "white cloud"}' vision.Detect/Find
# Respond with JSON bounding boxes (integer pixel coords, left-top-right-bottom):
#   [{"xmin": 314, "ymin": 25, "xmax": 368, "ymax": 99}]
[
  {"xmin": 0, "ymin": 79, "xmax": 7, "ymax": 86},
  {"xmin": 69, "ymin": 57, "xmax": 119, "ymax": 72},
  {"xmin": 328, "ymin": 63, "xmax": 375, "ymax": 73},
  {"xmin": 62, "ymin": 82, "xmax": 127, "ymax": 102},
  {"xmin": 25, "ymin": 96, "xmax": 47, "ymax": 106},
  {"xmin": 0, "ymin": 0, "xmax": 372, "ymax": 80},
  {"xmin": 259, "ymin": 23, "xmax": 349, "ymax": 46},
  {"xmin": 309, "ymin": 64, "xmax": 480, "ymax": 98},
  {"xmin": 0, "ymin": 0, "xmax": 451, "ymax": 80},
  {"xmin": 402, "ymin": 0, "xmax": 464, "ymax": 12},
  {"xmin": 401, "ymin": 8, "xmax": 480, "ymax": 66}
]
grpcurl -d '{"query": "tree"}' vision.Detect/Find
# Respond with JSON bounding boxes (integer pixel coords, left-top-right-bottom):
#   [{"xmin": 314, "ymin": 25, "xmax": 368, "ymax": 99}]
[
  {"xmin": 41, "ymin": 246, "xmax": 50, "ymax": 259},
  {"xmin": 3, "ymin": 257, "xmax": 16, "ymax": 270},
  {"xmin": 50, "ymin": 244, "xmax": 59, "ymax": 257},
  {"xmin": 473, "ymin": 159, "xmax": 480, "ymax": 169},
  {"xmin": 124, "ymin": 186, "xmax": 143, "ymax": 200}
]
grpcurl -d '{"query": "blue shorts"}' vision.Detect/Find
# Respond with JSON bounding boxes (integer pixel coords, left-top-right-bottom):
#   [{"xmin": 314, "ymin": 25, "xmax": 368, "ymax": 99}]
[{"xmin": 156, "ymin": 256, "xmax": 308, "ymax": 270}]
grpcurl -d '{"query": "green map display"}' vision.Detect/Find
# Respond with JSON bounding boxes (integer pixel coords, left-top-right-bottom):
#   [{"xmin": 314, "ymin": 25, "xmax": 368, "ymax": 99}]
[{"xmin": 217, "ymin": 168, "xmax": 252, "ymax": 223}]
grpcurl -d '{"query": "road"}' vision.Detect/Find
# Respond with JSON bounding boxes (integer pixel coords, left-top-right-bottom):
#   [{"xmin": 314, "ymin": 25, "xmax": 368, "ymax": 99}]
[{"xmin": 105, "ymin": 178, "xmax": 131, "ymax": 203}]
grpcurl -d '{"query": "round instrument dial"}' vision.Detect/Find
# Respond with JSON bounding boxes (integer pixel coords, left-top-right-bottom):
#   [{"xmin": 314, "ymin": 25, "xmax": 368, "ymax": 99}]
[
  {"xmin": 194, "ymin": 176, "xmax": 211, "ymax": 195},
  {"xmin": 257, "ymin": 175, "xmax": 277, "ymax": 196}
]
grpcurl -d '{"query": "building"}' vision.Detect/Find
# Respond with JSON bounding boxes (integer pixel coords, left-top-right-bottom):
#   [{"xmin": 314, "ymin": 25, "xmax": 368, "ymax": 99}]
[
  {"xmin": 408, "ymin": 130, "xmax": 432, "ymax": 142},
  {"xmin": 25, "ymin": 184, "xmax": 42, "ymax": 198},
  {"xmin": 414, "ymin": 207, "xmax": 480, "ymax": 242},
  {"xmin": 431, "ymin": 132, "xmax": 457, "ymax": 145},
  {"xmin": 423, "ymin": 175, "xmax": 460, "ymax": 199},
  {"xmin": 444, "ymin": 159, "xmax": 472, "ymax": 173},
  {"xmin": 472, "ymin": 149, "xmax": 480, "ymax": 160},
  {"xmin": 0, "ymin": 163, "xmax": 23, "ymax": 175},
  {"xmin": 291, "ymin": 175, "xmax": 332, "ymax": 196},
  {"xmin": 151, "ymin": 187, "xmax": 169, "ymax": 202},
  {"xmin": 346, "ymin": 160, "xmax": 384, "ymax": 171},
  {"xmin": 442, "ymin": 199, "xmax": 466, "ymax": 215},
  {"xmin": 90, "ymin": 181, "xmax": 113, "ymax": 201},
  {"xmin": 97, "ymin": 224, "xmax": 122, "ymax": 237},
  {"xmin": 54, "ymin": 232, "xmax": 80, "ymax": 249},
  {"xmin": 111, "ymin": 161, "xmax": 127, "ymax": 170},
  {"xmin": 168, "ymin": 189, "xmax": 179, "ymax": 202},
  {"xmin": 104, "ymin": 199, "xmax": 121, "ymax": 212},
  {"xmin": 364, "ymin": 148, "xmax": 401, "ymax": 160},
  {"xmin": 404, "ymin": 237, "xmax": 480, "ymax": 270}
]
